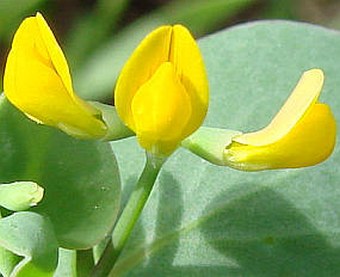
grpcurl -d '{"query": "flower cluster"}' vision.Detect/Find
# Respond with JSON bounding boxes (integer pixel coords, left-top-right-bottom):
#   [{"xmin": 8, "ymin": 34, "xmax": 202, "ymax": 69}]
[{"xmin": 3, "ymin": 12, "xmax": 336, "ymax": 170}]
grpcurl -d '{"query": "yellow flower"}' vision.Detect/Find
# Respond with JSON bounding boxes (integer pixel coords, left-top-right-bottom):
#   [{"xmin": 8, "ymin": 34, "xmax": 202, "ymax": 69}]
[
  {"xmin": 224, "ymin": 68, "xmax": 336, "ymax": 171},
  {"xmin": 115, "ymin": 25, "xmax": 209, "ymax": 156},
  {"xmin": 3, "ymin": 12, "xmax": 107, "ymax": 139}
]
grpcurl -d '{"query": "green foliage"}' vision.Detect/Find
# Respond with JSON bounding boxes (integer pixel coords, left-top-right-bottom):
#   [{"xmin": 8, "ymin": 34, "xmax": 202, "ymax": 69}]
[
  {"xmin": 0, "ymin": 0, "xmax": 44, "ymax": 40},
  {"xmin": 54, "ymin": 249, "xmax": 76, "ymax": 277},
  {"xmin": 73, "ymin": 0, "xmax": 256, "ymax": 101},
  {"xmin": 0, "ymin": 0, "xmax": 45, "ymax": 91},
  {"xmin": 0, "ymin": 245, "xmax": 21, "ymax": 277},
  {"xmin": 0, "ymin": 212, "xmax": 58, "ymax": 276},
  {"xmin": 65, "ymin": 0, "xmax": 131, "ymax": 69},
  {"xmin": 108, "ymin": 21, "xmax": 340, "ymax": 276},
  {"xmin": 149, "ymin": 0, "xmax": 256, "ymax": 36},
  {"xmin": 0, "ymin": 97, "xmax": 121, "ymax": 249},
  {"xmin": 264, "ymin": 0, "xmax": 296, "ymax": 19}
]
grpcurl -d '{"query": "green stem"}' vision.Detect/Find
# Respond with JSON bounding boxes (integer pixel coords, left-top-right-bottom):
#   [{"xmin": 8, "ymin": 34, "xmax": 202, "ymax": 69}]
[{"xmin": 91, "ymin": 152, "xmax": 166, "ymax": 277}]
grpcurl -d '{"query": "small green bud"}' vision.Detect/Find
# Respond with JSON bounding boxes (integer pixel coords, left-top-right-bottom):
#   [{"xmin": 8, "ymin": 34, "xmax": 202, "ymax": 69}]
[{"xmin": 0, "ymin": 182, "xmax": 44, "ymax": 211}]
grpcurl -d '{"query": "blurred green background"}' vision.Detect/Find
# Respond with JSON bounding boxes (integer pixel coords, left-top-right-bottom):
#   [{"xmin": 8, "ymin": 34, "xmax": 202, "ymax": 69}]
[{"xmin": 1, "ymin": 0, "xmax": 340, "ymax": 99}]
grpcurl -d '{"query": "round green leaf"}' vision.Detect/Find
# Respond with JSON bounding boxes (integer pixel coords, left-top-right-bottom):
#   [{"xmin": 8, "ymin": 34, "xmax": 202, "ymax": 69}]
[
  {"xmin": 0, "ymin": 97, "xmax": 121, "ymax": 249},
  {"xmin": 0, "ymin": 212, "xmax": 58, "ymax": 277},
  {"xmin": 109, "ymin": 21, "xmax": 340, "ymax": 276},
  {"xmin": 0, "ymin": 239, "xmax": 21, "ymax": 276}
]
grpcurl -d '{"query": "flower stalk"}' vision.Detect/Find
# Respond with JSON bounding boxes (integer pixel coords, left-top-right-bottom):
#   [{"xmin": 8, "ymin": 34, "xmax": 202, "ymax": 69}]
[{"xmin": 92, "ymin": 152, "xmax": 166, "ymax": 277}]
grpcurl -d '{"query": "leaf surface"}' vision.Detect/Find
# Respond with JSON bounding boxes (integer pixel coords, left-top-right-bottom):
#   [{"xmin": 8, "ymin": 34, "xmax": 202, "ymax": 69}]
[
  {"xmin": 0, "ymin": 97, "xmax": 121, "ymax": 249},
  {"xmin": 0, "ymin": 212, "xmax": 58, "ymax": 277}
]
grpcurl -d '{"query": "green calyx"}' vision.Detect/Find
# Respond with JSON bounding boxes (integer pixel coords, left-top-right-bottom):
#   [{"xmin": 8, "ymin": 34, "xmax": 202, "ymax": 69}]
[
  {"xmin": 181, "ymin": 127, "xmax": 241, "ymax": 165},
  {"xmin": 89, "ymin": 101, "xmax": 135, "ymax": 141}
]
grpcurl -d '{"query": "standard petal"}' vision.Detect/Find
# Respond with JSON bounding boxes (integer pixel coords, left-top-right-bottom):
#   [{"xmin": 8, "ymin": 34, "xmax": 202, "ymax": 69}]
[
  {"xmin": 170, "ymin": 25, "xmax": 209, "ymax": 136},
  {"xmin": 4, "ymin": 15, "xmax": 106, "ymax": 139},
  {"xmin": 131, "ymin": 62, "xmax": 192, "ymax": 155},
  {"xmin": 35, "ymin": 12, "xmax": 74, "ymax": 99},
  {"xmin": 224, "ymin": 102, "xmax": 336, "ymax": 171},
  {"xmin": 234, "ymin": 69, "xmax": 324, "ymax": 146},
  {"xmin": 115, "ymin": 26, "xmax": 172, "ymax": 129}
]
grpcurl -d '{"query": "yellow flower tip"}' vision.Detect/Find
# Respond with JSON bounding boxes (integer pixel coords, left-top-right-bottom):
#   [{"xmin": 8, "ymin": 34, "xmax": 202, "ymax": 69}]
[
  {"xmin": 132, "ymin": 62, "xmax": 192, "ymax": 155},
  {"xmin": 3, "ymin": 13, "xmax": 107, "ymax": 139},
  {"xmin": 115, "ymin": 24, "xmax": 209, "ymax": 156},
  {"xmin": 224, "ymin": 68, "xmax": 336, "ymax": 171}
]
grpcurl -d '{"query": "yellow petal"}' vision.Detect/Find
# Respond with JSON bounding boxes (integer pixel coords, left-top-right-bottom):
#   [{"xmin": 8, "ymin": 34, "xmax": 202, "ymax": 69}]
[
  {"xmin": 131, "ymin": 62, "xmax": 192, "ymax": 155},
  {"xmin": 115, "ymin": 26, "xmax": 172, "ymax": 129},
  {"xmin": 224, "ymin": 69, "xmax": 336, "ymax": 171},
  {"xmin": 115, "ymin": 24, "xmax": 209, "ymax": 135},
  {"xmin": 234, "ymin": 69, "xmax": 324, "ymax": 146},
  {"xmin": 4, "ymin": 13, "xmax": 106, "ymax": 139},
  {"xmin": 224, "ymin": 103, "xmax": 336, "ymax": 170},
  {"xmin": 35, "ymin": 12, "xmax": 74, "ymax": 99},
  {"xmin": 169, "ymin": 25, "xmax": 209, "ymax": 137}
]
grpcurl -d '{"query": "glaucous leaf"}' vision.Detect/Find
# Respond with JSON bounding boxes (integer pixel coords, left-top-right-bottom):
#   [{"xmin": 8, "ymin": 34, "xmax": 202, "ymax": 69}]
[
  {"xmin": 0, "ymin": 212, "xmax": 58, "ymax": 277},
  {"xmin": 0, "ymin": 235, "xmax": 21, "ymax": 276},
  {"xmin": 0, "ymin": 96, "xmax": 121, "ymax": 249}
]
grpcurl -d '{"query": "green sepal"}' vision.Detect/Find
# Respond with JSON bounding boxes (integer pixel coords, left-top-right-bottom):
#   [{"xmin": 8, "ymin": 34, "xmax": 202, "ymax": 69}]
[
  {"xmin": 89, "ymin": 101, "xmax": 135, "ymax": 141},
  {"xmin": 181, "ymin": 127, "xmax": 241, "ymax": 165}
]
